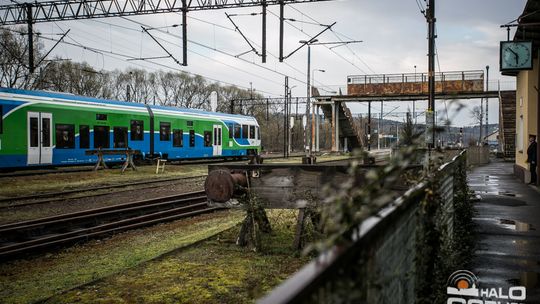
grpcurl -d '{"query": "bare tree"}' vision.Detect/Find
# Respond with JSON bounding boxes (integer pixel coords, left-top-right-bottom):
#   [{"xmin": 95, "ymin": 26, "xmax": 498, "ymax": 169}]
[
  {"xmin": 0, "ymin": 27, "xmax": 43, "ymax": 89},
  {"xmin": 470, "ymin": 106, "xmax": 483, "ymax": 144}
]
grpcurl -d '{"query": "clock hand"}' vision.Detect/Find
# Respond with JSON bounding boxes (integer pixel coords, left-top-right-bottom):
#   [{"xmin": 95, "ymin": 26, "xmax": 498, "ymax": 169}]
[
  {"xmin": 508, "ymin": 48, "xmax": 519, "ymax": 65},
  {"xmin": 508, "ymin": 48, "xmax": 518, "ymax": 57}
]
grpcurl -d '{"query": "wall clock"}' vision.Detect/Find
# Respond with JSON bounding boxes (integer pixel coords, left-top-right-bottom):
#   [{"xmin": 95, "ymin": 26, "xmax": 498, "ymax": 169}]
[{"xmin": 500, "ymin": 41, "xmax": 533, "ymax": 71}]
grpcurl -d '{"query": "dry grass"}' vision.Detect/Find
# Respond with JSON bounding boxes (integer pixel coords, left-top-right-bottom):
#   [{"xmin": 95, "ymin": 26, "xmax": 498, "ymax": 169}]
[
  {"xmin": 46, "ymin": 209, "xmax": 307, "ymax": 304},
  {"xmin": 0, "ymin": 210, "xmax": 244, "ymax": 304},
  {"xmin": 0, "ymin": 210, "xmax": 310, "ymax": 304}
]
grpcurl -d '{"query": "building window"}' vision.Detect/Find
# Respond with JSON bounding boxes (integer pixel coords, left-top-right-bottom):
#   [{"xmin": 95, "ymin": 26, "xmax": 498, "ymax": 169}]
[
  {"xmin": 114, "ymin": 127, "xmax": 128, "ymax": 148},
  {"xmin": 94, "ymin": 126, "xmax": 110, "ymax": 148},
  {"xmin": 189, "ymin": 130, "xmax": 195, "ymax": 147},
  {"xmin": 80, "ymin": 125, "xmax": 90, "ymax": 149},
  {"xmin": 173, "ymin": 129, "xmax": 183, "ymax": 147},
  {"xmin": 160, "ymin": 122, "xmax": 171, "ymax": 141},
  {"xmin": 517, "ymin": 115, "xmax": 524, "ymax": 151},
  {"xmin": 130, "ymin": 120, "xmax": 144, "ymax": 141},
  {"xmin": 234, "ymin": 124, "xmax": 241, "ymax": 139},
  {"xmin": 242, "ymin": 124, "xmax": 248, "ymax": 139},
  {"xmin": 56, "ymin": 124, "xmax": 75, "ymax": 149},
  {"xmin": 96, "ymin": 113, "xmax": 107, "ymax": 120}
]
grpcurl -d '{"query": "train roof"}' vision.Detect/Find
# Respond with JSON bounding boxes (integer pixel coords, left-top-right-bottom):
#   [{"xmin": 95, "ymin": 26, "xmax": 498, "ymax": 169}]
[{"xmin": 0, "ymin": 87, "xmax": 256, "ymax": 122}]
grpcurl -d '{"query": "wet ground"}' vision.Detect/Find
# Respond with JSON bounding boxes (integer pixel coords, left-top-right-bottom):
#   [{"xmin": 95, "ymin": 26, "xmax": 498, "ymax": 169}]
[{"xmin": 470, "ymin": 160, "xmax": 540, "ymax": 303}]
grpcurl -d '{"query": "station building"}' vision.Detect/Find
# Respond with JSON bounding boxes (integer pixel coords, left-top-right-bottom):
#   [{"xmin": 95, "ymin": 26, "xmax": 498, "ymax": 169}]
[{"xmin": 506, "ymin": 0, "xmax": 540, "ymax": 183}]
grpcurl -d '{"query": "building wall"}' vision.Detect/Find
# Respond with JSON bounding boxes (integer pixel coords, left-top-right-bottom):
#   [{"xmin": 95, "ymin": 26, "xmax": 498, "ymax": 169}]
[{"xmin": 515, "ymin": 58, "xmax": 539, "ymax": 182}]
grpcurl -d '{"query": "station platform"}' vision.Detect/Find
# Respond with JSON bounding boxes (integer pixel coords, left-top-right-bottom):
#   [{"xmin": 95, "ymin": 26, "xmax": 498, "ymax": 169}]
[{"xmin": 469, "ymin": 160, "xmax": 540, "ymax": 302}]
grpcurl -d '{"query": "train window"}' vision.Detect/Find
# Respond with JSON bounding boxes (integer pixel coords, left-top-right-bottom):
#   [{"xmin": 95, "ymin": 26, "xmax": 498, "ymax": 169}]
[
  {"xmin": 80, "ymin": 125, "xmax": 90, "ymax": 149},
  {"xmin": 256, "ymin": 126, "xmax": 260, "ymax": 140},
  {"xmin": 42, "ymin": 118, "xmax": 51, "ymax": 147},
  {"xmin": 228, "ymin": 123, "xmax": 233, "ymax": 139},
  {"xmin": 130, "ymin": 120, "xmax": 144, "ymax": 141},
  {"xmin": 242, "ymin": 124, "xmax": 248, "ymax": 139},
  {"xmin": 94, "ymin": 126, "xmax": 110, "ymax": 149},
  {"xmin": 160, "ymin": 122, "xmax": 171, "ymax": 141},
  {"xmin": 249, "ymin": 125, "xmax": 255, "ymax": 139},
  {"xmin": 204, "ymin": 131, "xmax": 212, "ymax": 147},
  {"xmin": 55, "ymin": 124, "xmax": 75, "ymax": 149},
  {"xmin": 0, "ymin": 105, "xmax": 3, "ymax": 134},
  {"xmin": 30, "ymin": 117, "xmax": 38, "ymax": 147},
  {"xmin": 96, "ymin": 114, "xmax": 107, "ymax": 121},
  {"xmin": 187, "ymin": 121, "xmax": 193, "ymax": 127},
  {"xmin": 234, "ymin": 124, "xmax": 241, "ymax": 139},
  {"xmin": 173, "ymin": 129, "xmax": 183, "ymax": 147},
  {"xmin": 189, "ymin": 130, "xmax": 195, "ymax": 147},
  {"xmin": 113, "ymin": 127, "xmax": 128, "ymax": 148}
]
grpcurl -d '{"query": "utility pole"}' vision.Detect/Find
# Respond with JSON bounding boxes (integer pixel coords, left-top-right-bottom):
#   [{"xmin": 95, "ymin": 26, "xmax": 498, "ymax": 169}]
[
  {"xmin": 305, "ymin": 42, "xmax": 313, "ymax": 156},
  {"xmin": 378, "ymin": 101, "xmax": 383, "ymax": 150},
  {"xmin": 26, "ymin": 4, "xmax": 34, "ymax": 74},
  {"xmin": 485, "ymin": 65, "xmax": 489, "ymax": 143},
  {"xmin": 284, "ymin": 77, "xmax": 288, "ymax": 158},
  {"xmin": 367, "ymin": 100, "xmax": 371, "ymax": 151},
  {"xmin": 427, "ymin": 0, "xmax": 436, "ymax": 148}
]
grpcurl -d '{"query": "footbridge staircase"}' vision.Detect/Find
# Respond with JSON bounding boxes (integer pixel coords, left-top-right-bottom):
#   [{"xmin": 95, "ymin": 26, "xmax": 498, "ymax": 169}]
[
  {"xmin": 318, "ymin": 101, "xmax": 364, "ymax": 151},
  {"xmin": 499, "ymin": 90, "xmax": 516, "ymax": 159}
]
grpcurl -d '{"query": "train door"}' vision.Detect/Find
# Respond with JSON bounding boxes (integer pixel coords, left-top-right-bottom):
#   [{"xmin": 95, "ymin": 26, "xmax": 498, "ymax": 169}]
[
  {"xmin": 27, "ymin": 112, "xmax": 53, "ymax": 165},
  {"xmin": 213, "ymin": 124, "xmax": 222, "ymax": 156}
]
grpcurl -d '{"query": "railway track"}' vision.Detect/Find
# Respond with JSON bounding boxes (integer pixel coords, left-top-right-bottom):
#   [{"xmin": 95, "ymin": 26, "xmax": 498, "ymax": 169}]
[
  {"xmin": 0, "ymin": 175, "xmax": 207, "ymax": 209},
  {"xmin": 0, "ymin": 191, "xmax": 218, "ymax": 261}
]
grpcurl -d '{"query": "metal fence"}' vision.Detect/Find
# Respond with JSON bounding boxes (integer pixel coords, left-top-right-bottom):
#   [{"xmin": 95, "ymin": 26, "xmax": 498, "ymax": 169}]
[{"xmin": 259, "ymin": 150, "xmax": 469, "ymax": 304}]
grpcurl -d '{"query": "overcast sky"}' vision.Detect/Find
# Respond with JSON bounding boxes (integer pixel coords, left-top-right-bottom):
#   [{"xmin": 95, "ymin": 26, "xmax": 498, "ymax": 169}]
[{"xmin": 3, "ymin": 0, "xmax": 528, "ymax": 126}]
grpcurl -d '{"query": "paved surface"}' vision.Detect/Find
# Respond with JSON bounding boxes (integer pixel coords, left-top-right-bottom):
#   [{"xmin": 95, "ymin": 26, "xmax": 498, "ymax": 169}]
[{"xmin": 470, "ymin": 160, "xmax": 540, "ymax": 303}]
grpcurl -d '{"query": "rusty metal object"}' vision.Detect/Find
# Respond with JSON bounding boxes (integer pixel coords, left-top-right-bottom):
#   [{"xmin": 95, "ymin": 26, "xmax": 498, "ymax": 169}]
[{"xmin": 204, "ymin": 170, "xmax": 248, "ymax": 203}]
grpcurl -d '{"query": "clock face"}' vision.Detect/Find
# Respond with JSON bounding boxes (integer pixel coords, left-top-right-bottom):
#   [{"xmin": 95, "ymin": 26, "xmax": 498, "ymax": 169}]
[{"xmin": 500, "ymin": 41, "xmax": 533, "ymax": 71}]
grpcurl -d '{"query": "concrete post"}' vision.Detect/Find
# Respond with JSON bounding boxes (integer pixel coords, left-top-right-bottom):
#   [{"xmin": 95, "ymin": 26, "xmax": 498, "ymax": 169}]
[{"xmin": 316, "ymin": 104, "xmax": 320, "ymax": 152}]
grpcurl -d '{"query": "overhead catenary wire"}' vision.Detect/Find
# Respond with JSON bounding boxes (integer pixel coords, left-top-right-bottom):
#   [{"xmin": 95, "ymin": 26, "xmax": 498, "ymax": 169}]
[
  {"xmin": 48, "ymin": 21, "xmax": 287, "ymax": 90},
  {"xmin": 114, "ymin": 15, "xmax": 310, "ymax": 86},
  {"xmin": 267, "ymin": 9, "xmax": 370, "ymax": 76},
  {"xmin": 288, "ymin": 5, "xmax": 376, "ymax": 74},
  {"xmin": 57, "ymin": 19, "xmax": 287, "ymax": 87},
  {"xmin": 4, "ymin": 26, "xmax": 281, "ymax": 96}
]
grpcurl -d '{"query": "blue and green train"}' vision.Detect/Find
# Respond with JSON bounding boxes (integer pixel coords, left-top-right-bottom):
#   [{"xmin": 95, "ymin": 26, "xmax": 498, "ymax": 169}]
[{"xmin": 0, "ymin": 87, "xmax": 261, "ymax": 169}]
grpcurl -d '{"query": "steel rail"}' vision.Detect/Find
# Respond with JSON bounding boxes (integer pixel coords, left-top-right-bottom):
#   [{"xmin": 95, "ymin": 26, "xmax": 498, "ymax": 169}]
[
  {"xmin": 0, "ymin": 191, "xmax": 218, "ymax": 260},
  {"xmin": 0, "ymin": 175, "xmax": 207, "ymax": 208}
]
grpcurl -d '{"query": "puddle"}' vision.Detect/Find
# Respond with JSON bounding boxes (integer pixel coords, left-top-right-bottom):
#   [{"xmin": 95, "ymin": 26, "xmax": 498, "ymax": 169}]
[
  {"xmin": 475, "ymin": 197, "xmax": 527, "ymax": 207},
  {"xmin": 499, "ymin": 219, "xmax": 535, "ymax": 231},
  {"xmin": 474, "ymin": 190, "xmax": 519, "ymax": 197},
  {"xmin": 508, "ymin": 272, "xmax": 540, "ymax": 288}
]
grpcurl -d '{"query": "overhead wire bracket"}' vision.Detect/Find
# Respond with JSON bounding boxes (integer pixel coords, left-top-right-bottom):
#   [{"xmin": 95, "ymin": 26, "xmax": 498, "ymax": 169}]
[
  {"xmin": 225, "ymin": 12, "xmax": 261, "ymax": 58},
  {"xmin": 35, "ymin": 29, "xmax": 70, "ymax": 68},
  {"xmin": 141, "ymin": 26, "xmax": 183, "ymax": 66},
  {"xmin": 283, "ymin": 21, "xmax": 336, "ymax": 60}
]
